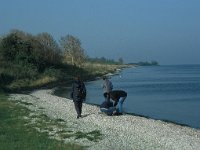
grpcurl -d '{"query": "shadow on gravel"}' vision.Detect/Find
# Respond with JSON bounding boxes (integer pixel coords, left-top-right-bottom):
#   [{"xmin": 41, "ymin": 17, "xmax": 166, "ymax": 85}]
[{"xmin": 82, "ymin": 113, "xmax": 95, "ymax": 118}]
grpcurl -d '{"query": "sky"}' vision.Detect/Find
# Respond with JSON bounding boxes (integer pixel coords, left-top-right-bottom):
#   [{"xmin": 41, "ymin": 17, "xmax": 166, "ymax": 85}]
[{"xmin": 1, "ymin": 0, "xmax": 200, "ymax": 65}]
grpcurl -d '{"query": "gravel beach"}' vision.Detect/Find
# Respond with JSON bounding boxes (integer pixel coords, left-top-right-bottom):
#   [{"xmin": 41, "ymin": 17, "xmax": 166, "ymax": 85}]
[{"xmin": 9, "ymin": 89, "xmax": 200, "ymax": 150}]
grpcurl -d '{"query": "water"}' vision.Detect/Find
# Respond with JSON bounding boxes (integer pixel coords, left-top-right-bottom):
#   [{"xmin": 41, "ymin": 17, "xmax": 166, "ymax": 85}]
[{"xmin": 55, "ymin": 65, "xmax": 200, "ymax": 129}]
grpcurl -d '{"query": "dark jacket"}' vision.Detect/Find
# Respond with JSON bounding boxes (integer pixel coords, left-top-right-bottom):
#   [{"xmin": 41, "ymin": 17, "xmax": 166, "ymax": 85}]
[
  {"xmin": 110, "ymin": 90, "xmax": 127, "ymax": 106},
  {"xmin": 72, "ymin": 80, "xmax": 86, "ymax": 102}
]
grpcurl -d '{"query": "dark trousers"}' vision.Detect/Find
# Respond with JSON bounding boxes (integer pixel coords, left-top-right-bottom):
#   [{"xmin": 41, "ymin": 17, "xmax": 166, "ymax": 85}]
[{"xmin": 73, "ymin": 101, "xmax": 83, "ymax": 116}]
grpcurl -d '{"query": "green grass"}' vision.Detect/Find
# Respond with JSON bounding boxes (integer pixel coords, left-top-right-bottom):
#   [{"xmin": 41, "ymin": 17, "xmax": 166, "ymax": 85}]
[
  {"xmin": 74, "ymin": 130, "xmax": 102, "ymax": 142},
  {"xmin": 0, "ymin": 92, "xmax": 84, "ymax": 150},
  {"xmin": 83, "ymin": 62, "xmax": 125, "ymax": 76},
  {"xmin": 0, "ymin": 92, "xmax": 103, "ymax": 149},
  {"xmin": 1, "ymin": 61, "xmax": 131, "ymax": 92}
]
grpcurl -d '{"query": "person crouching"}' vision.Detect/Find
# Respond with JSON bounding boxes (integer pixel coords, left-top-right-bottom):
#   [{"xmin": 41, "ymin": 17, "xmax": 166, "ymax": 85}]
[
  {"xmin": 110, "ymin": 90, "xmax": 127, "ymax": 115},
  {"xmin": 100, "ymin": 100, "xmax": 116, "ymax": 116}
]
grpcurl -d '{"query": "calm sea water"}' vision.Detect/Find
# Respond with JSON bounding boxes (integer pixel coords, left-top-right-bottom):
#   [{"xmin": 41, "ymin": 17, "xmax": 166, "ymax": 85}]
[{"xmin": 55, "ymin": 65, "xmax": 200, "ymax": 129}]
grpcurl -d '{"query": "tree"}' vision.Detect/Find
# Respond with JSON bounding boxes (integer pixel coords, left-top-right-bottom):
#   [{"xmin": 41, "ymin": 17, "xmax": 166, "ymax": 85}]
[
  {"xmin": 0, "ymin": 33, "xmax": 21, "ymax": 61},
  {"xmin": 36, "ymin": 32, "xmax": 60, "ymax": 51},
  {"xmin": 36, "ymin": 32, "xmax": 61, "ymax": 65},
  {"xmin": 10, "ymin": 29, "xmax": 30, "ymax": 39},
  {"xmin": 0, "ymin": 36, "xmax": 3, "ymax": 61},
  {"xmin": 60, "ymin": 35, "xmax": 86, "ymax": 66}
]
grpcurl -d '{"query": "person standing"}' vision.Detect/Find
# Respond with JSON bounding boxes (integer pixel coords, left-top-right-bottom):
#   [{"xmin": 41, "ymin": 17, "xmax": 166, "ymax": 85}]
[
  {"xmin": 102, "ymin": 76, "xmax": 113, "ymax": 102},
  {"xmin": 110, "ymin": 90, "xmax": 127, "ymax": 115},
  {"xmin": 71, "ymin": 76, "xmax": 86, "ymax": 119}
]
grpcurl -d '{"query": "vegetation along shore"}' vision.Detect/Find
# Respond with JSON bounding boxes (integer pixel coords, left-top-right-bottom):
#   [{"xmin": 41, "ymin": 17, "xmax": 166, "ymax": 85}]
[{"xmin": 0, "ymin": 30, "xmax": 132, "ymax": 92}]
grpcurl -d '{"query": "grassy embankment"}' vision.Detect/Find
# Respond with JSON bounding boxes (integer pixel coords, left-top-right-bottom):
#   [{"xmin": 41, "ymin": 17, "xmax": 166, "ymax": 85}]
[
  {"xmin": 0, "ymin": 93, "xmax": 82, "ymax": 150},
  {"xmin": 0, "ymin": 63, "xmax": 130, "ymax": 150},
  {"xmin": 0, "ymin": 91, "xmax": 104, "ymax": 150},
  {"xmin": 1, "ymin": 62, "xmax": 131, "ymax": 92}
]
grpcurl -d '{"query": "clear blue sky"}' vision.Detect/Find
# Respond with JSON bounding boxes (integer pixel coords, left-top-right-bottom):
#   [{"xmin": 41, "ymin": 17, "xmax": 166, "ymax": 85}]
[{"xmin": 1, "ymin": 0, "xmax": 200, "ymax": 65}]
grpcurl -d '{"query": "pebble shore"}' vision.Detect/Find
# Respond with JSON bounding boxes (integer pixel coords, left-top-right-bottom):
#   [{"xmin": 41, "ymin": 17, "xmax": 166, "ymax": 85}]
[{"xmin": 9, "ymin": 89, "xmax": 200, "ymax": 150}]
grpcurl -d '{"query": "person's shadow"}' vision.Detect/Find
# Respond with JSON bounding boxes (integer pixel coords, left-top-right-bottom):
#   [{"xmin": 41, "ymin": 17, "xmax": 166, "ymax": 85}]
[{"xmin": 81, "ymin": 113, "xmax": 95, "ymax": 118}]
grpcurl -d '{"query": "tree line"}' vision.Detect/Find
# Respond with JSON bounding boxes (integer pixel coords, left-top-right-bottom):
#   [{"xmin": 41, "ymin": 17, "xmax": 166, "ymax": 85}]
[
  {"xmin": 0, "ymin": 30, "xmax": 86, "ymax": 68},
  {"xmin": 0, "ymin": 29, "xmax": 123, "ymax": 90},
  {"xmin": 0, "ymin": 29, "xmax": 123, "ymax": 67},
  {"xmin": 128, "ymin": 61, "xmax": 159, "ymax": 66}
]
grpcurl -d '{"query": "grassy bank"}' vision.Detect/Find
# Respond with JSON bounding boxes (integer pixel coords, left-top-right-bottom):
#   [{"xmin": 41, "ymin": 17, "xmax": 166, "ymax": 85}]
[
  {"xmin": 0, "ymin": 91, "xmax": 104, "ymax": 149},
  {"xmin": 83, "ymin": 62, "xmax": 130, "ymax": 78},
  {"xmin": 0, "ymin": 45, "xmax": 132, "ymax": 149},
  {"xmin": 0, "ymin": 92, "xmax": 84, "ymax": 150},
  {"xmin": 0, "ymin": 63, "xmax": 128, "ymax": 149},
  {"xmin": 1, "ymin": 62, "xmax": 131, "ymax": 92}
]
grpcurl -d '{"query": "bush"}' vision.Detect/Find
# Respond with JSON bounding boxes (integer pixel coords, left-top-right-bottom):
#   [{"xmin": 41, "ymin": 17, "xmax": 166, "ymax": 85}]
[
  {"xmin": 0, "ymin": 72, "xmax": 14, "ymax": 84},
  {"xmin": 2, "ymin": 63, "xmax": 38, "ymax": 80},
  {"xmin": 0, "ymin": 32, "xmax": 62, "ymax": 72}
]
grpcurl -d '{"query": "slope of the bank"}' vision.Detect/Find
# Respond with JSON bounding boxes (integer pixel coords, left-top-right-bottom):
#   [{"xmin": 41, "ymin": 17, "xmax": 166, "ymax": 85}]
[{"xmin": 9, "ymin": 89, "xmax": 200, "ymax": 150}]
